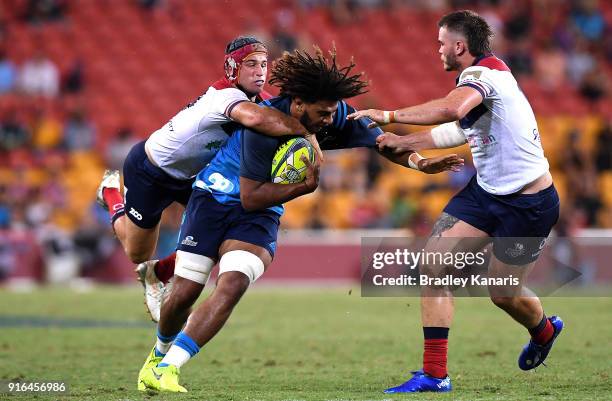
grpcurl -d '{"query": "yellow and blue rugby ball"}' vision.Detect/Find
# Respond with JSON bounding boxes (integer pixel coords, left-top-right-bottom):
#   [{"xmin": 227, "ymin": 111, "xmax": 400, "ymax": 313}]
[{"xmin": 271, "ymin": 137, "xmax": 315, "ymax": 184}]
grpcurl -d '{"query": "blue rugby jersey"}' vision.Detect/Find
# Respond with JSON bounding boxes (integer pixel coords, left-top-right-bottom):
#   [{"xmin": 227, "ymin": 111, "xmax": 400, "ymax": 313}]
[{"xmin": 193, "ymin": 95, "xmax": 383, "ymax": 215}]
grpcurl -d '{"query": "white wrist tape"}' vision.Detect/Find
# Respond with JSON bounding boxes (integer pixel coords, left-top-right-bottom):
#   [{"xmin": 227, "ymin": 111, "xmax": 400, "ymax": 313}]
[
  {"xmin": 408, "ymin": 152, "xmax": 424, "ymax": 170},
  {"xmin": 382, "ymin": 110, "xmax": 395, "ymax": 124},
  {"xmin": 175, "ymin": 250, "xmax": 215, "ymax": 285},
  {"xmin": 219, "ymin": 250, "xmax": 265, "ymax": 283},
  {"xmin": 383, "ymin": 111, "xmax": 391, "ymax": 124},
  {"xmin": 431, "ymin": 122, "xmax": 466, "ymax": 148}
]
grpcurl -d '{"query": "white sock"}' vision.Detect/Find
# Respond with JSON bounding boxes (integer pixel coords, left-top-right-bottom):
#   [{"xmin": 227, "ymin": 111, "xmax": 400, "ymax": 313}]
[
  {"xmin": 159, "ymin": 344, "xmax": 192, "ymax": 368},
  {"xmin": 155, "ymin": 337, "xmax": 173, "ymax": 355}
]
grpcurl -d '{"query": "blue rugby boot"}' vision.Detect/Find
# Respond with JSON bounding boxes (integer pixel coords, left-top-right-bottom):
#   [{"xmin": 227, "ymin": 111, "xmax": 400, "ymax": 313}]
[
  {"xmin": 384, "ymin": 370, "xmax": 452, "ymax": 393},
  {"xmin": 518, "ymin": 315, "xmax": 564, "ymax": 370}
]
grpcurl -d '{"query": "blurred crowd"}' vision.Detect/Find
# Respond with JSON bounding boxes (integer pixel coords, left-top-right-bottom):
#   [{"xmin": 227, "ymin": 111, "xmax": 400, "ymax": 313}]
[{"xmin": 0, "ymin": 0, "xmax": 610, "ymax": 282}]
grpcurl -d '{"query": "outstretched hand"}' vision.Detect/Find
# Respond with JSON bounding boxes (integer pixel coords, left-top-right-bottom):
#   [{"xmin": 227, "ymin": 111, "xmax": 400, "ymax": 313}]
[
  {"xmin": 418, "ymin": 154, "xmax": 464, "ymax": 174},
  {"xmin": 346, "ymin": 109, "xmax": 386, "ymax": 129}
]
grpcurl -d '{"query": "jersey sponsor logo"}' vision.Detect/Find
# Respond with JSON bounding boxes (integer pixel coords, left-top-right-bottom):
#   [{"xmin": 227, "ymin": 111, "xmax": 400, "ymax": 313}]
[
  {"xmin": 533, "ymin": 128, "xmax": 541, "ymax": 142},
  {"xmin": 129, "ymin": 207, "xmax": 143, "ymax": 221},
  {"xmin": 462, "ymin": 70, "xmax": 482, "ymax": 80},
  {"xmin": 205, "ymin": 140, "xmax": 224, "ymax": 151},
  {"xmin": 467, "ymin": 134, "xmax": 497, "ymax": 150},
  {"xmin": 181, "ymin": 235, "xmax": 198, "ymax": 247}
]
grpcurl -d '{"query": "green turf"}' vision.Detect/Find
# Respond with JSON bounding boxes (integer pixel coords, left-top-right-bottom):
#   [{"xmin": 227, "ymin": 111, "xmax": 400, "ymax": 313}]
[{"xmin": 0, "ymin": 286, "xmax": 610, "ymax": 400}]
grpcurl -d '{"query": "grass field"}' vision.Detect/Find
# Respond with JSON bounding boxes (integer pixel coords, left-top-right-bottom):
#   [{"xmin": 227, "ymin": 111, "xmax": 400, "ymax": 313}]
[{"xmin": 0, "ymin": 286, "xmax": 610, "ymax": 401}]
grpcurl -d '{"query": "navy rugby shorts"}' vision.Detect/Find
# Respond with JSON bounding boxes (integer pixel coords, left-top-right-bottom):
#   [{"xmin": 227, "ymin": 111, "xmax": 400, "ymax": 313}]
[
  {"xmin": 122, "ymin": 141, "xmax": 194, "ymax": 229},
  {"xmin": 176, "ymin": 190, "xmax": 280, "ymax": 259},
  {"xmin": 444, "ymin": 175, "xmax": 560, "ymax": 265}
]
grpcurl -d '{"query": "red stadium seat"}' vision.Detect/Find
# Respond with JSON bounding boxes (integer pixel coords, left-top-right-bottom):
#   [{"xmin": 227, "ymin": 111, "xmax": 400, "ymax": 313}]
[{"xmin": 1, "ymin": 1, "xmax": 607, "ymax": 212}]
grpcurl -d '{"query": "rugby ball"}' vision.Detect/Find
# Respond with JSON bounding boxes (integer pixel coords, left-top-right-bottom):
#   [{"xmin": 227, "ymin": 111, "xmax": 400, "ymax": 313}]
[{"xmin": 271, "ymin": 137, "xmax": 315, "ymax": 184}]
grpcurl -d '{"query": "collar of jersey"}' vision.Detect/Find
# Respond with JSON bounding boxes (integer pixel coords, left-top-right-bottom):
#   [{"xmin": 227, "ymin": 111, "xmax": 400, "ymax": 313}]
[{"xmin": 455, "ymin": 53, "xmax": 494, "ymax": 84}]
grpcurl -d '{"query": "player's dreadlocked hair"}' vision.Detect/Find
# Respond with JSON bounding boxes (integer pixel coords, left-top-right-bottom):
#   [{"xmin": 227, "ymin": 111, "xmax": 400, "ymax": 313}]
[{"xmin": 269, "ymin": 46, "xmax": 368, "ymax": 103}]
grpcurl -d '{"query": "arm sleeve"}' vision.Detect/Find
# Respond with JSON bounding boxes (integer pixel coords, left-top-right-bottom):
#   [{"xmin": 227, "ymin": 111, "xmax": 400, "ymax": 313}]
[
  {"xmin": 240, "ymin": 129, "xmax": 280, "ymax": 182},
  {"xmin": 213, "ymin": 88, "xmax": 250, "ymax": 118},
  {"xmin": 323, "ymin": 102, "xmax": 383, "ymax": 150},
  {"xmin": 456, "ymin": 66, "xmax": 495, "ymax": 99}
]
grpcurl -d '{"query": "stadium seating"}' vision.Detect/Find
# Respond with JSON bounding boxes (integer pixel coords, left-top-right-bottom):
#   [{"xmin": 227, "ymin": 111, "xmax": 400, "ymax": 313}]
[{"xmin": 1, "ymin": 1, "xmax": 611, "ymax": 232}]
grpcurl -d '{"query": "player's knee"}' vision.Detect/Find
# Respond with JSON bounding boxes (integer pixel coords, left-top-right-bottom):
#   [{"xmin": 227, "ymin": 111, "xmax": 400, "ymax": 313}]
[
  {"xmin": 164, "ymin": 277, "xmax": 201, "ymax": 312},
  {"xmin": 124, "ymin": 247, "xmax": 150, "ymax": 264},
  {"xmin": 490, "ymin": 295, "xmax": 516, "ymax": 309},
  {"xmin": 215, "ymin": 271, "xmax": 250, "ymax": 305},
  {"xmin": 419, "ymin": 262, "xmax": 448, "ymax": 288},
  {"xmin": 218, "ymin": 250, "xmax": 265, "ymax": 284},
  {"xmin": 174, "ymin": 250, "xmax": 215, "ymax": 285},
  {"xmin": 123, "ymin": 235, "xmax": 156, "ymax": 263}
]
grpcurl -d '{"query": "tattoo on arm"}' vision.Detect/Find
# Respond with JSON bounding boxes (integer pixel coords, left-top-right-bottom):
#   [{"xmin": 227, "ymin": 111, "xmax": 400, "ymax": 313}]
[{"xmin": 431, "ymin": 212, "xmax": 459, "ymax": 237}]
